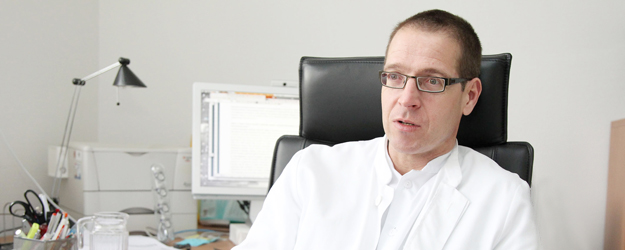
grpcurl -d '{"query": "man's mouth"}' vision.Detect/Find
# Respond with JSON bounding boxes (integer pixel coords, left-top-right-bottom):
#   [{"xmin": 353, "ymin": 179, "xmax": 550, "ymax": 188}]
[{"xmin": 398, "ymin": 120, "xmax": 416, "ymax": 126}]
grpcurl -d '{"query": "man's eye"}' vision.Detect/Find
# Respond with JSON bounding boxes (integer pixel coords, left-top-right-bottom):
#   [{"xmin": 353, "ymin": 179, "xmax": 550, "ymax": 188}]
[
  {"xmin": 389, "ymin": 73, "xmax": 400, "ymax": 80},
  {"xmin": 428, "ymin": 78, "xmax": 441, "ymax": 85}
]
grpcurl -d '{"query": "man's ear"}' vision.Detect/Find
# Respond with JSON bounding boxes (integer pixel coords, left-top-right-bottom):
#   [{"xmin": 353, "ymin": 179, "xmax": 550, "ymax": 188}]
[{"xmin": 462, "ymin": 78, "xmax": 482, "ymax": 116}]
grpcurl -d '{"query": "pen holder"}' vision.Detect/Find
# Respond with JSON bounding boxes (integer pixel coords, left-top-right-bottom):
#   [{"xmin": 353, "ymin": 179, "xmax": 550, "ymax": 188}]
[{"xmin": 13, "ymin": 236, "xmax": 76, "ymax": 250}]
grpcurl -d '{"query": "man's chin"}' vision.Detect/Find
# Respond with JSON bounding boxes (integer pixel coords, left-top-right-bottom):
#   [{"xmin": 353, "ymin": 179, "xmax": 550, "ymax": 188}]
[{"xmin": 387, "ymin": 139, "xmax": 426, "ymax": 156}]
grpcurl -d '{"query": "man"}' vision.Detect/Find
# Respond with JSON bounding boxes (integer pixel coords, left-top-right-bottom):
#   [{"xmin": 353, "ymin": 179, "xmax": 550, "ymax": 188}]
[{"xmin": 234, "ymin": 9, "xmax": 537, "ymax": 249}]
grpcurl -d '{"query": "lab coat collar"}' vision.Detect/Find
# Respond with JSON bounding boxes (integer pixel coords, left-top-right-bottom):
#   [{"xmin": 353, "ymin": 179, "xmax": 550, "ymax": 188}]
[
  {"xmin": 403, "ymin": 142, "xmax": 470, "ymax": 250},
  {"xmin": 374, "ymin": 136, "xmax": 394, "ymax": 243},
  {"xmin": 375, "ymin": 138, "xmax": 461, "ymax": 188},
  {"xmin": 441, "ymin": 141, "xmax": 462, "ymax": 188},
  {"xmin": 374, "ymin": 138, "xmax": 467, "ymax": 248},
  {"xmin": 375, "ymin": 135, "xmax": 392, "ymax": 186}
]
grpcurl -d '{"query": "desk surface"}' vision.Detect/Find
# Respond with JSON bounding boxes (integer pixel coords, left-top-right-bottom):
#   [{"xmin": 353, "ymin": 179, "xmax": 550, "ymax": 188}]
[
  {"xmin": 2, "ymin": 231, "xmax": 236, "ymax": 250},
  {"xmin": 171, "ymin": 238, "xmax": 235, "ymax": 250},
  {"xmin": 193, "ymin": 239, "xmax": 235, "ymax": 250},
  {"xmin": 171, "ymin": 224, "xmax": 236, "ymax": 250}
]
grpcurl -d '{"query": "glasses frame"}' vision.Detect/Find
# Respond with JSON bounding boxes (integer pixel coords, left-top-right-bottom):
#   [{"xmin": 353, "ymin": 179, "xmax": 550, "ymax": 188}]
[{"xmin": 379, "ymin": 71, "xmax": 470, "ymax": 93}]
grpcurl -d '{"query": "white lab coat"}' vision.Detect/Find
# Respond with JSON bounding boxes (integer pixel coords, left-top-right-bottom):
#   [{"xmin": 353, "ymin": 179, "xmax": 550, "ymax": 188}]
[{"xmin": 234, "ymin": 137, "xmax": 538, "ymax": 250}]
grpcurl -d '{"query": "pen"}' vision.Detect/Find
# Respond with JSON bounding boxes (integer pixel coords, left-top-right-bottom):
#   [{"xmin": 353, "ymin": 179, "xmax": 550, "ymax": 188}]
[
  {"xmin": 49, "ymin": 211, "xmax": 60, "ymax": 231},
  {"xmin": 52, "ymin": 213, "xmax": 68, "ymax": 240},
  {"xmin": 60, "ymin": 223, "xmax": 69, "ymax": 239},
  {"xmin": 60, "ymin": 214, "xmax": 69, "ymax": 239},
  {"xmin": 15, "ymin": 229, "xmax": 27, "ymax": 238},
  {"xmin": 52, "ymin": 224, "xmax": 65, "ymax": 240},
  {"xmin": 42, "ymin": 212, "xmax": 59, "ymax": 240},
  {"xmin": 26, "ymin": 223, "xmax": 39, "ymax": 239}
]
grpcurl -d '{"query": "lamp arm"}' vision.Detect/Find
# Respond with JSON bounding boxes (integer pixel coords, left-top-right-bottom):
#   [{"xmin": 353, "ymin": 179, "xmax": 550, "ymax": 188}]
[{"xmin": 72, "ymin": 61, "xmax": 122, "ymax": 85}]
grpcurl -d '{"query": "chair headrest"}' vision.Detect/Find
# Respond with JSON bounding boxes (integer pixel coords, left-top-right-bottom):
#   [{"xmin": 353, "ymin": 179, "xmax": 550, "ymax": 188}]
[{"xmin": 298, "ymin": 53, "xmax": 512, "ymax": 147}]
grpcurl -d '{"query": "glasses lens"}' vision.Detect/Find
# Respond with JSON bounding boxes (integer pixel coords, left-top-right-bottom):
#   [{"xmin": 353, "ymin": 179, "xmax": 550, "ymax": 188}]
[
  {"xmin": 417, "ymin": 77, "xmax": 445, "ymax": 92},
  {"xmin": 381, "ymin": 72, "xmax": 405, "ymax": 88}
]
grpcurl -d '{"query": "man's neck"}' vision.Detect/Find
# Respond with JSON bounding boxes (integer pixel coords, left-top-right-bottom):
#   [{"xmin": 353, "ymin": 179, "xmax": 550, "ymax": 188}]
[{"xmin": 387, "ymin": 142, "xmax": 455, "ymax": 175}]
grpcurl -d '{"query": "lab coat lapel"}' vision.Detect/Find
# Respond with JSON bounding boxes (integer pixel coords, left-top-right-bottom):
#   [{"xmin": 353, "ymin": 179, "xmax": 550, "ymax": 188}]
[
  {"xmin": 403, "ymin": 145, "xmax": 470, "ymax": 250},
  {"xmin": 374, "ymin": 138, "xmax": 393, "ymax": 220},
  {"xmin": 374, "ymin": 138, "xmax": 394, "ymax": 242}
]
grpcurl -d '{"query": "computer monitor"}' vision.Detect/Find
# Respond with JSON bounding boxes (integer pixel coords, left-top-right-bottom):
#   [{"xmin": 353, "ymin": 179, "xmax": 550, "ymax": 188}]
[{"xmin": 191, "ymin": 82, "xmax": 299, "ymax": 200}]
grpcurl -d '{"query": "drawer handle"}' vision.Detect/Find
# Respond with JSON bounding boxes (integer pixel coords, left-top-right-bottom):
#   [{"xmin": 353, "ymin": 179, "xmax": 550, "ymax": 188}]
[
  {"xmin": 120, "ymin": 207, "xmax": 154, "ymax": 215},
  {"xmin": 125, "ymin": 152, "xmax": 147, "ymax": 156}
]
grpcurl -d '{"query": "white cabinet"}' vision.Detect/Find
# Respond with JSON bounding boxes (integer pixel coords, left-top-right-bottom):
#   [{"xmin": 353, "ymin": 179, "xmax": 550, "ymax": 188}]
[{"xmin": 52, "ymin": 142, "xmax": 196, "ymax": 232}]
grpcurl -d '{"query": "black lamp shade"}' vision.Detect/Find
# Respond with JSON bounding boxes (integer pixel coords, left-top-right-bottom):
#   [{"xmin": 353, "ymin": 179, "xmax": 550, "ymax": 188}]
[{"xmin": 113, "ymin": 65, "xmax": 147, "ymax": 88}]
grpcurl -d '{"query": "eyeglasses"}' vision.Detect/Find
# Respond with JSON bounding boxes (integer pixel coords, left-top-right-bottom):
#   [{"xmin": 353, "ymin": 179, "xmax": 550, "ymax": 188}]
[{"xmin": 379, "ymin": 71, "xmax": 470, "ymax": 93}]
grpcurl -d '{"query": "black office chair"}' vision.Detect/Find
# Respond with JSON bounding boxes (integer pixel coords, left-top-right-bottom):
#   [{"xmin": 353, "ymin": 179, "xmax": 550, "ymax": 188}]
[{"xmin": 269, "ymin": 54, "xmax": 533, "ymax": 190}]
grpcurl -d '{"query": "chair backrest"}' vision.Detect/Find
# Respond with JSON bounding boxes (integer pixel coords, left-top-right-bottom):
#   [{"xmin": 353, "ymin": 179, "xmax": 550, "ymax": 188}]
[{"xmin": 270, "ymin": 54, "xmax": 533, "ymax": 190}]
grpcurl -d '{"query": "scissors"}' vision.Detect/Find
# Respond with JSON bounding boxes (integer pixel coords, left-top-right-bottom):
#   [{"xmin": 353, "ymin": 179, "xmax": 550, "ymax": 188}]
[{"xmin": 9, "ymin": 189, "xmax": 46, "ymax": 224}]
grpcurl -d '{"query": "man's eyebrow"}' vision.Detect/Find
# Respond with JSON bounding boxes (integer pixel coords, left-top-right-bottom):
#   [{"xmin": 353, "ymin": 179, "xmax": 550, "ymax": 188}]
[
  {"xmin": 383, "ymin": 63, "xmax": 405, "ymax": 71},
  {"xmin": 420, "ymin": 68, "xmax": 447, "ymax": 76},
  {"xmin": 383, "ymin": 64, "xmax": 448, "ymax": 76}
]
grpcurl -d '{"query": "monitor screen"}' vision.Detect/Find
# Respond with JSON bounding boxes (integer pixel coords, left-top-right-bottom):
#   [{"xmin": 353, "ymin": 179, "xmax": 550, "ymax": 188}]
[{"xmin": 192, "ymin": 82, "xmax": 299, "ymax": 200}]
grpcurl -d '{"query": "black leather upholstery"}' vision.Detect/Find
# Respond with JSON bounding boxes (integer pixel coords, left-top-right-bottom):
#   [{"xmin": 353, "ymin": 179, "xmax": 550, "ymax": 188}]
[
  {"xmin": 458, "ymin": 55, "xmax": 510, "ymax": 147},
  {"xmin": 269, "ymin": 53, "xmax": 533, "ymax": 190},
  {"xmin": 299, "ymin": 57, "xmax": 385, "ymax": 143}
]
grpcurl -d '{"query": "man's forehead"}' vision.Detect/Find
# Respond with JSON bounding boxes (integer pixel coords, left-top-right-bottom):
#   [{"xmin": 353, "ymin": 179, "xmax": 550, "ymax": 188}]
[
  {"xmin": 385, "ymin": 27, "xmax": 461, "ymax": 76},
  {"xmin": 389, "ymin": 26, "xmax": 460, "ymax": 55}
]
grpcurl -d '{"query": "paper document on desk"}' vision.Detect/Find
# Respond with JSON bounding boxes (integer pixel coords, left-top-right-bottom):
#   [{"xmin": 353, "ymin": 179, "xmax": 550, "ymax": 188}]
[{"xmin": 127, "ymin": 235, "xmax": 177, "ymax": 250}]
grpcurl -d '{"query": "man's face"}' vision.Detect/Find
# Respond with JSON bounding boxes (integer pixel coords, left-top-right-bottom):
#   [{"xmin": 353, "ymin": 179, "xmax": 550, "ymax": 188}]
[{"xmin": 382, "ymin": 27, "xmax": 479, "ymax": 162}]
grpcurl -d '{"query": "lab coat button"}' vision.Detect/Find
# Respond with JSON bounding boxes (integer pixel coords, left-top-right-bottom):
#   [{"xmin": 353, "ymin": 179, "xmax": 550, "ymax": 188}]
[
  {"xmin": 404, "ymin": 181, "xmax": 413, "ymax": 189},
  {"xmin": 389, "ymin": 227, "xmax": 397, "ymax": 236},
  {"xmin": 375, "ymin": 195, "xmax": 382, "ymax": 206}
]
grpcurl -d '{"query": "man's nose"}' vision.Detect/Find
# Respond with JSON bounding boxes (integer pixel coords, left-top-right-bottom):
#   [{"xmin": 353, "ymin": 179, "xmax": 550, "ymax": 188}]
[{"xmin": 397, "ymin": 78, "xmax": 422, "ymax": 108}]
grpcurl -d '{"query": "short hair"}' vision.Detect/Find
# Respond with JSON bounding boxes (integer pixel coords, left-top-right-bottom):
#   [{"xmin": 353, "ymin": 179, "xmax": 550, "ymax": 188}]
[{"xmin": 386, "ymin": 9, "xmax": 482, "ymax": 79}]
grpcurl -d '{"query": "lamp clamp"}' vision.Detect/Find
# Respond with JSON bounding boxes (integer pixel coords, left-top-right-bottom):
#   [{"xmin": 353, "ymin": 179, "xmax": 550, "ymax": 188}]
[
  {"xmin": 72, "ymin": 78, "xmax": 86, "ymax": 86},
  {"xmin": 118, "ymin": 57, "xmax": 130, "ymax": 66}
]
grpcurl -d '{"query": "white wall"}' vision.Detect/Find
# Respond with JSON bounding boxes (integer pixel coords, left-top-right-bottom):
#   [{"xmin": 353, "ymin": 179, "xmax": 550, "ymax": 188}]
[
  {"xmin": 0, "ymin": 1, "xmax": 98, "ymax": 229},
  {"xmin": 96, "ymin": 1, "xmax": 625, "ymax": 249},
  {"xmin": 1, "ymin": 1, "xmax": 623, "ymax": 249}
]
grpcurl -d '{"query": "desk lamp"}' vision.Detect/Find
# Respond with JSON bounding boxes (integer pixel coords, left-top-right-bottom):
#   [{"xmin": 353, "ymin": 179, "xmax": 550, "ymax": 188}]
[{"xmin": 50, "ymin": 57, "xmax": 146, "ymax": 201}]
